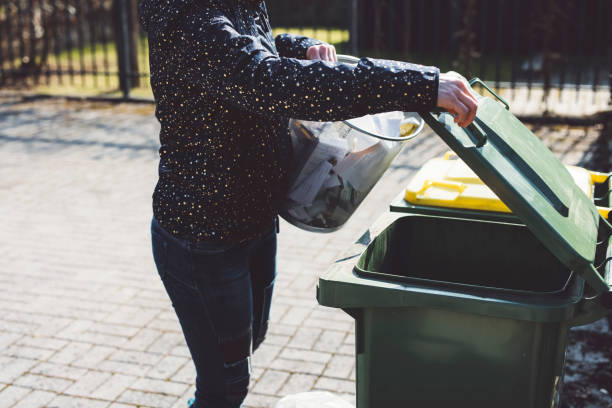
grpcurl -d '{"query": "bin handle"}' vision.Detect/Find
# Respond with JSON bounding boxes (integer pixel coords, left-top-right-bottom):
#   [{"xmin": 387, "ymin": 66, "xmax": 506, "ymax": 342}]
[
  {"xmin": 337, "ymin": 54, "xmax": 361, "ymax": 64},
  {"xmin": 405, "ymin": 179, "xmax": 467, "ymax": 203},
  {"xmin": 469, "ymin": 78, "xmax": 510, "ymax": 110},
  {"xmin": 589, "ymin": 170, "xmax": 611, "ymax": 185},
  {"xmin": 571, "ymin": 244, "xmax": 612, "ymax": 327},
  {"xmin": 571, "ymin": 290, "xmax": 611, "ymax": 327}
]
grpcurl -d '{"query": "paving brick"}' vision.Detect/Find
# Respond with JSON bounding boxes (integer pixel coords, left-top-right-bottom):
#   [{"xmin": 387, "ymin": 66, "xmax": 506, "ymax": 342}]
[
  {"xmin": 105, "ymin": 305, "xmax": 161, "ymax": 328},
  {"xmin": 71, "ymin": 345, "xmax": 115, "ymax": 369},
  {"xmin": 251, "ymin": 344, "xmax": 281, "ymax": 368},
  {"xmin": 310, "ymin": 309, "xmax": 353, "ymax": 322},
  {"xmin": 90, "ymin": 373, "xmax": 138, "ymax": 401},
  {"xmin": 46, "ymin": 395, "xmax": 109, "ymax": 408},
  {"xmin": 11, "ymin": 390, "xmax": 56, "ymax": 408},
  {"xmin": 0, "ymin": 332, "xmax": 23, "ymax": 350},
  {"xmin": 251, "ymin": 367, "xmax": 265, "ymax": 383},
  {"xmin": 109, "ymin": 350, "xmax": 162, "ymax": 366},
  {"xmin": 2, "ymin": 344, "xmax": 56, "ymax": 361},
  {"xmin": 13, "ymin": 373, "xmax": 73, "ymax": 393},
  {"xmin": 146, "ymin": 317, "xmax": 181, "ymax": 333},
  {"xmin": 87, "ymin": 322, "xmax": 142, "ymax": 338},
  {"xmin": 279, "ymin": 306, "xmax": 312, "ymax": 325},
  {"xmin": 97, "ymin": 360, "xmax": 150, "ymax": 377},
  {"xmin": 74, "ymin": 331, "xmax": 129, "ymax": 348},
  {"xmin": 30, "ymin": 362, "xmax": 88, "ymax": 381},
  {"xmin": 36, "ymin": 317, "xmax": 74, "ymax": 337},
  {"xmin": 286, "ymin": 327, "xmax": 322, "ymax": 350},
  {"xmin": 63, "ymin": 370, "xmax": 112, "ymax": 397},
  {"xmin": 169, "ymin": 344, "xmax": 191, "ymax": 358},
  {"xmin": 313, "ymin": 330, "xmax": 347, "ymax": 353},
  {"xmin": 48, "ymin": 342, "xmax": 91, "ymax": 365},
  {"xmin": 264, "ymin": 333, "xmax": 290, "ymax": 347},
  {"xmin": 336, "ymin": 345, "xmax": 356, "ymax": 356},
  {"xmin": 280, "ymin": 348, "xmax": 332, "ymax": 364},
  {"xmin": 53, "ymin": 320, "xmax": 95, "ymax": 341},
  {"xmin": 323, "ymin": 355, "xmax": 354, "ymax": 379},
  {"xmin": 0, "ymin": 318, "xmax": 38, "ymax": 335},
  {"xmin": 251, "ymin": 370, "xmax": 290, "ymax": 395},
  {"xmin": 170, "ymin": 362, "xmax": 196, "ymax": 384},
  {"xmin": 130, "ymin": 377, "xmax": 189, "ymax": 396},
  {"xmin": 274, "ymin": 296, "xmax": 318, "ymax": 309},
  {"xmin": 147, "ymin": 332, "xmax": 185, "ymax": 354},
  {"xmin": 278, "ymin": 373, "xmax": 318, "ymax": 396},
  {"xmin": 303, "ymin": 317, "xmax": 353, "ymax": 332},
  {"xmin": 314, "ymin": 377, "xmax": 355, "ymax": 395},
  {"xmin": 267, "ymin": 323, "xmax": 297, "ymax": 337},
  {"xmin": 17, "ymin": 336, "xmax": 68, "ymax": 351},
  {"xmin": 117, "ymin": 389, "xmax": 179, "ymax": 407},
  {"xmin": 243, "ymin": 392, "xmax": 280, "ymax": 408},
  {"xmin": 0, "ymin": 385, "xmax": 31, "ymax": 408},
  {"xmin": 146, "ymin": 355, "xmax": 189, "ymax": 380},
  {"xmin": 0, "ymin": 356, "xmax": 37, "ymax": 383},
  {"xmin": 123, "ymin": 328, "xmax": 163, "ymax": 351},
  {"xmin": 269, "ymin": 358, "xmax": 326, "ymax": 376},
  {"xmin": 268, "ymin": 304, "xmax": 289, "ymax": 323}
]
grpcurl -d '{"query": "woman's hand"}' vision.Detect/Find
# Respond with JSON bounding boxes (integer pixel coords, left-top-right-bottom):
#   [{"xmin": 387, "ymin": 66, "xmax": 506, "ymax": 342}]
[
  {"xmin": 306, "ymin": 44, "xmax": 338, "ymax": 62},
  {"xmin": 437, "ymin": 72, "xmax": 479, "ymax": 127}
]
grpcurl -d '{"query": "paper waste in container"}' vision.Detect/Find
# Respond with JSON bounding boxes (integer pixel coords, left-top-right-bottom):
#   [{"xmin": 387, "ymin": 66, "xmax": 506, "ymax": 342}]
[
  {"xmin": 281, "ymin": 111, "xmax": 424, "ymax": 232},
  {"xmin": 275, "ymin": 391, "xmax": 355, "ymax": 408}
]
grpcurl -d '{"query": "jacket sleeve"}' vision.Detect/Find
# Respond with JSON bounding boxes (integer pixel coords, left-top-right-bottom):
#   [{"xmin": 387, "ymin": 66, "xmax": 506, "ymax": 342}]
[
  {"xmin": 179, "ymin": 4, "xmax": 439, "ymax": 122},
  {"xmin": 274, "ymin": 33, "xmax": 323, "ymax": 59}
]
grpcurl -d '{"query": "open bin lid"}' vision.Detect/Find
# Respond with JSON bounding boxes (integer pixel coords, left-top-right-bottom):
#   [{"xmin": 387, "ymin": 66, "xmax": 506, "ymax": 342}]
[{"xmin": 419, "ymin": 86, "xmax": 609, "ymax": 294}]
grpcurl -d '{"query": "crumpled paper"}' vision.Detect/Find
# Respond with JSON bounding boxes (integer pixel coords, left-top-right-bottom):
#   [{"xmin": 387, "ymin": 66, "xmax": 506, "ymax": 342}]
[{"xmin": 275, "ymin": 391, "xmax": 355, "ymax": 408}]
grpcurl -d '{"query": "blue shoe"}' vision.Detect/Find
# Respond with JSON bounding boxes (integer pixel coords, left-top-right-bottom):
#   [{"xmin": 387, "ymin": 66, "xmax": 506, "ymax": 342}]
[{"xmin": 187, "ymin": 397, "xmax": 195, "ymax": 408}]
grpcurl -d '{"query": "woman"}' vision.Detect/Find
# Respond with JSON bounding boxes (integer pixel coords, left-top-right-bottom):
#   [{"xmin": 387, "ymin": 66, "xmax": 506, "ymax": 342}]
[{"xmin": 139, "ymin": 0, "xmax": 478, "ymax": 406}]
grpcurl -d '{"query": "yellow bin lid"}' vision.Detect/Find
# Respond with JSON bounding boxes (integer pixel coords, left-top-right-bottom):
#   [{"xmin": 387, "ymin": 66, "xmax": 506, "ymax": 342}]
[{"xmin": 405, "ymin": 152, "xmax": 596, "ymax": 214}]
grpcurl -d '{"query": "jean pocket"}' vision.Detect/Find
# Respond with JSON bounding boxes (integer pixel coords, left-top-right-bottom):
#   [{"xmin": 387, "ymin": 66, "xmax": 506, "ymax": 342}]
[{"xmin": 190, "ymin": 239, "xmax": 237, "ymax": 256}]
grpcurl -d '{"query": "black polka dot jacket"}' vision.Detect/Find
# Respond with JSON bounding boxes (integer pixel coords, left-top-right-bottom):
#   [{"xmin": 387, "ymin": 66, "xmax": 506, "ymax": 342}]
[{"xmin": 139, "ymin": 0, "xmax": 440, "ymax": 243}]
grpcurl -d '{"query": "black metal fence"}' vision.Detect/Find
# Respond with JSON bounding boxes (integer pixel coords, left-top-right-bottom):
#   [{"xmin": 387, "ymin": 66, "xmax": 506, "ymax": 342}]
[
  {"xmin": 0, "ymin": 0, "xmax": 610, "ymax": 108},
  {"xmin": 0, "ymin": 0, "xmax": 145, "ymax": 97},
  {"xmin": 354, "ymin": 0, "xmax": 611, "ymax": 92}
]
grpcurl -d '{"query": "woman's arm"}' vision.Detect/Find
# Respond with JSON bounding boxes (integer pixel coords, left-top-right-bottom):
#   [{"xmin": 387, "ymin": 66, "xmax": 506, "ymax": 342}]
[{"xmin": 177, "ymin": 4, "xmax": 439, "ymax": 123}]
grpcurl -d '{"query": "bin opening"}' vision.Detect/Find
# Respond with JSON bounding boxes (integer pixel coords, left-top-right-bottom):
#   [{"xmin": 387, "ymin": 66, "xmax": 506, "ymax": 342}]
[{"xmin": 355, "ymin": 216, "xmax": 572, "ymax": 293}]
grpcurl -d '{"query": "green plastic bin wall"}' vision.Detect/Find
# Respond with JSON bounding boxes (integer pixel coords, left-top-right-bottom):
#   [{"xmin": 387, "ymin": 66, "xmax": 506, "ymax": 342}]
[{"xmin": 317, "ymin": 212, "xmax": 611, "ymax": 408}]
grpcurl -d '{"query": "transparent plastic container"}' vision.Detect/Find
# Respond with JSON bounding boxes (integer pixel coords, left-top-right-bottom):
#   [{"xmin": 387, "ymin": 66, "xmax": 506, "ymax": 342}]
[{"xmin": 280, "ymin": 55, "xmax": 425, "ymax": 232}]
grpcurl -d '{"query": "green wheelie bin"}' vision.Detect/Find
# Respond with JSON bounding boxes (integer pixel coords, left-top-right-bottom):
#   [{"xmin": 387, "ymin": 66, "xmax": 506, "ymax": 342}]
[{"xmin": 317, "ymin": 80, "xmax": 612, "ymax": 408}]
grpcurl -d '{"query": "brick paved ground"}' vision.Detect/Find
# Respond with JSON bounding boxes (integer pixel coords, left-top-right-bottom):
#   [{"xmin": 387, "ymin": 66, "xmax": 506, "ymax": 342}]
[{"xmin": 0, "ymin": 93, "xmax": 609, "ymax": 408}]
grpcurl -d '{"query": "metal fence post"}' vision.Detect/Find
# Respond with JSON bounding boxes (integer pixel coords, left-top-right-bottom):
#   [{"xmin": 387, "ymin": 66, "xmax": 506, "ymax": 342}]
[
  {"xmin": 609, "ymin": 45, "xmax": 611, "ymax": 107},
  {"xmin": 350, "ymin": 0, "xmax": 358, "ymax": 56},
  {"xmin": 114, "ymin": 0, "xmax": 131, "ymax": 98}
]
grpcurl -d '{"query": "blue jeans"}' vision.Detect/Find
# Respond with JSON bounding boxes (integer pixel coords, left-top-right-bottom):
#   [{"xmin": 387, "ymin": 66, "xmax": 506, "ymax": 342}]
[{"xmin": 151, "ymin": 218, "xmax": 277, "ymax": 408}]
